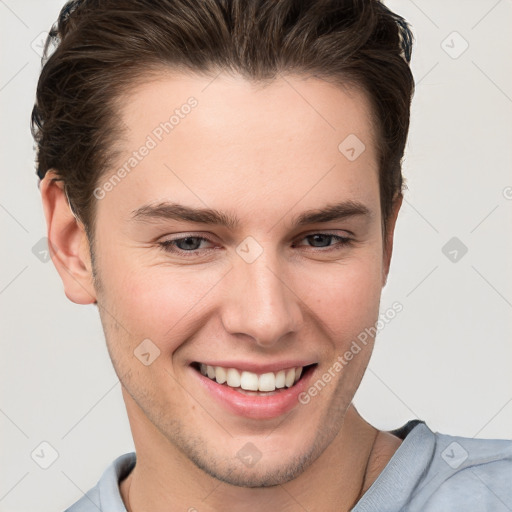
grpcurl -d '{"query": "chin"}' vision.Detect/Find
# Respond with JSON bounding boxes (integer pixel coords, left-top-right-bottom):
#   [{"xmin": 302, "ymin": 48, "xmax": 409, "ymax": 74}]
[
  {"xmin": 172, "ymin": 420, "xmax": 340, "ymax": 489},
  {"xmin": 188, "ymin": 449, "xmax": 316, "ymax": 488}
]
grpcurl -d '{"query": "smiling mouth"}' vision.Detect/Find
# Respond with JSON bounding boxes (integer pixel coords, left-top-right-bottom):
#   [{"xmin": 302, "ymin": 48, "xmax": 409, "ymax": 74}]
[{"xmin": 191, "ymin": 362, "xmax": 316, "ymax": 395}]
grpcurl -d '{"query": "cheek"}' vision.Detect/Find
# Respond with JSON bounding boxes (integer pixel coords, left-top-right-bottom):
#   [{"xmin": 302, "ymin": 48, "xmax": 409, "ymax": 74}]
[
  {"xmin": 101, "ymin": 262, "xmax": 228, "ymax": 352},
  {"xmin": 295, "ymin": 253, "xmax": 383, "ymax": 336}
]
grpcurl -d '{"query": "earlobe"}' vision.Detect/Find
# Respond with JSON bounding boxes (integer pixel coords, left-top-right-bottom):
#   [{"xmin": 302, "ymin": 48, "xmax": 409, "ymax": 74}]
[
  {"xmin": 382, "ymin": 194, "xmax": 403, "ymax": 287},
  {"xmin": 39, "ymin": 171, "xmax": 97, "ymax": 305}
]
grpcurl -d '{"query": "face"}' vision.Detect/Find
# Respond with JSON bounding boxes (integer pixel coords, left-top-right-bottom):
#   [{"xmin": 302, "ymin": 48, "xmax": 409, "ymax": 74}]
[{"xmin": 86, "ymin": 71, "xmax": 394, "ymax": 486}]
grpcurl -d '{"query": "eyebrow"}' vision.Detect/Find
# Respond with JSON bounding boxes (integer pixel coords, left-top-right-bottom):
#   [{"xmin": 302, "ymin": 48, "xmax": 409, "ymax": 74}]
[{"xmin": 130, "ymin": 200, "xmax": 371, "ymax": 230}]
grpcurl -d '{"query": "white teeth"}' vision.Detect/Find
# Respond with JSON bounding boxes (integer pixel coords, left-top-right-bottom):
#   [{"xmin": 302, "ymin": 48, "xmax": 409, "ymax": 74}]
[
  {"xmin": 285, "ymin": 368, "xmax": 296, "ymax": 387},
  {"xmin": 226, "ymin": 368, "xmax": 241, "ymax": 387},
  {"xmin": 215, "ymin": 366, "xmax": 227, "ymax": 384},
  {"xmin": 259, "ymin": 372, "xmax": 276, "ymax": 392},
  {"xmin": 240, "ymin": 371, "xmax": 259, "ymax": 391},
  {"xmin": 207, "ymin": 365, "xmax": 216, "ymax": 379},
  {"xmin": 275, "ymin": 370, "xmax": 286, "ymax": 389},
  {"xmin": 198, "ymin": 364, "xmax": 306, "ymax": 392}
]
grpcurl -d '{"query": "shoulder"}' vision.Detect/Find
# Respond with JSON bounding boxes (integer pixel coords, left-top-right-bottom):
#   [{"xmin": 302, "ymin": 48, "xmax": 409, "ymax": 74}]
[
  {"xmin": 63, "ymin": 487, "xmax": 101, "ymax": 512},
  {"xmin": 63, "ymin": 452, "xmax": 136, "ymax": 512},
  {"xmin": 408, "ymin": 430, "xmax": 512, "ymax": 511}
]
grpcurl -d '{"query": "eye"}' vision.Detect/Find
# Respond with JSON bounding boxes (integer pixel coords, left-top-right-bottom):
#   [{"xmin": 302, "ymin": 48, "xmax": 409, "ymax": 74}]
[
  {"xmin": 158, "ymin": 232, "xmax": 353, "ymax": 257},
  {"xmin": 294, "ymin": 233, "xmax": 353, "ymax": 251},
  {"xmin": 158, "ymin": 236, "xmax": 215, "ymax": 255}
]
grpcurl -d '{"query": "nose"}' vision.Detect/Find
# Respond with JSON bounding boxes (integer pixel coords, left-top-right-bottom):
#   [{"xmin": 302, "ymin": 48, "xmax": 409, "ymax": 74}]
[{"xmin": 221, "ymin": 248, "xmax": 304, "ymax": 348}]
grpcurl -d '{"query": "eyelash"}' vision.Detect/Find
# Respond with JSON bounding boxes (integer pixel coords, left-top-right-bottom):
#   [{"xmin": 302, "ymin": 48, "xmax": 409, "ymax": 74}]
[{"xmin": 158, "ymin": 233, "xmax": 353, "ymax": 257}]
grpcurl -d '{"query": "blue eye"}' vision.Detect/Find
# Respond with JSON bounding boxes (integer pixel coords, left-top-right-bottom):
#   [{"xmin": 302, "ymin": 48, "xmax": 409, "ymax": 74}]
[
  {"xmin": 158, "ymin": 233, "xmax": 353, "ymax": 257},
  {"xmin": 298, "ymin": 234, "xmax": 352, "ymax": 249},
  {"xmin": 159, "ymin": 236, "xmax": 213, "ymax": 254}
]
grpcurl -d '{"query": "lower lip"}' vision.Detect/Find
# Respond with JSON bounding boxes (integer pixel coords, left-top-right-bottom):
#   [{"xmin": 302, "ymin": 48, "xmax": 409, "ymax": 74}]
[{"xmin": 192, "ymin": 366, "xmax": 316, "ymax": 420}]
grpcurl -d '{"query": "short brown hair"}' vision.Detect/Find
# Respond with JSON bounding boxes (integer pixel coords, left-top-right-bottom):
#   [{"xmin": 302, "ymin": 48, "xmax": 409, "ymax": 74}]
[{"xmin": 32, "ymin": 0, "xmax": 415, "ymax": 241}]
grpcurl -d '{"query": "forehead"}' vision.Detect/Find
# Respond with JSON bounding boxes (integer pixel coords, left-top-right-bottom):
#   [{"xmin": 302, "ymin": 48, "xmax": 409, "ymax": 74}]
[
  {"xmin": 118, "ymin": 70, "xmax": 377, "ymax": 154},
  {"xmin": 100, "ymin": 70, "xmax": 380, "ymax": 227}
]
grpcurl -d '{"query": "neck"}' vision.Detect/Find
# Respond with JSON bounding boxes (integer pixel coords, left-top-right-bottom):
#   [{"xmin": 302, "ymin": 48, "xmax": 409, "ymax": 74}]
[{"xmin": 120, "ymin": 401, "xmax": 384, "ymax": 512}]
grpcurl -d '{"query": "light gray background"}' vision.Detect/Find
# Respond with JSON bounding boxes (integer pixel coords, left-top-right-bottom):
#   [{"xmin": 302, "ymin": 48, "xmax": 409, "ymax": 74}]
[{"xmin": 1, "ymin": 1, "xmax": 511, "ymax": 511}]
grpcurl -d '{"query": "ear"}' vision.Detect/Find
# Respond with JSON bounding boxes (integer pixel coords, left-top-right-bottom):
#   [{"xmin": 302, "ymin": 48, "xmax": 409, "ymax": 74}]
[
  {"xmin": 382, "ymin": 194, "xmax": 403, "ymax": 287},
  {"xmin": 39, "ymin": 171, "xmax": 97, "ymax": 304}
]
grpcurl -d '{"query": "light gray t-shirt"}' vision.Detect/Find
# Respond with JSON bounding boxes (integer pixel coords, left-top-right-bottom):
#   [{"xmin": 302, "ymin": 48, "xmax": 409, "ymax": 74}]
[{"xmin": 65, "ymin": 420, "xmax": 512, "ymax": 511}]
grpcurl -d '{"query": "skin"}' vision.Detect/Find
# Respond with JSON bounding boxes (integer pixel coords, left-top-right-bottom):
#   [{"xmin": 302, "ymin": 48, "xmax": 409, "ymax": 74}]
[{"xmin": 40, "ymin": 71, "xmax": 403, "ymax": 511}]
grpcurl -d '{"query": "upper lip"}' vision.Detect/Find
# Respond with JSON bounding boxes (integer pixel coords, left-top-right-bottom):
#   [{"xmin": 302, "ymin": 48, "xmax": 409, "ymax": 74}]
[{"xmin": 192, "ymin": 360, "xmax": 317, "ymax": 374}]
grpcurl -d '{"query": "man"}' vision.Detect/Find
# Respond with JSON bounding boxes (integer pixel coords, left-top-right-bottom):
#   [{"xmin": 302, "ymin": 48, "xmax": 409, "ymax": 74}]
[{"xmin": 33, "ymin": 0, "xmax": 511, "ymax": 510}]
